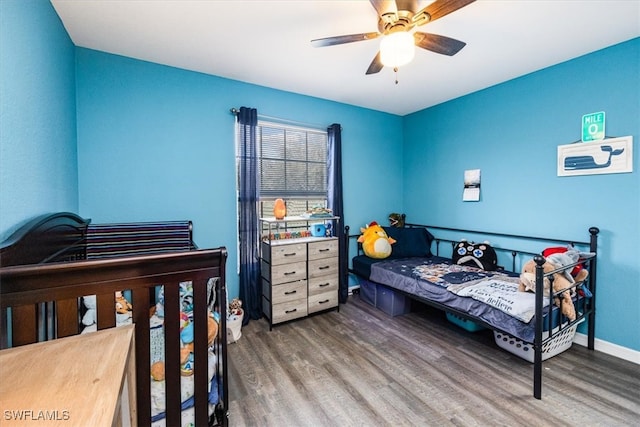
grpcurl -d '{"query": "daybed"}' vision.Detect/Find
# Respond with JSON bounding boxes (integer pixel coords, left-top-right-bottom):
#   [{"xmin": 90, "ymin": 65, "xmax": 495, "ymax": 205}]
[
  {"xmin": 0, "ymin": 212, "xmax": 229, "ymax": 426},
  {"xmin": 345, "ymin": 218, "xmax": 598, "ymax": 399}
]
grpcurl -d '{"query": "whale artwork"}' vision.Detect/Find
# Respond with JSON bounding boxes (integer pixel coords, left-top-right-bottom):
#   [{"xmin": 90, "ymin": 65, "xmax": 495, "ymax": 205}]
[
  {"xmin": 557, "ymin": 136, "xmax": 633, "ymax": 176},
  {"xmin": 564, "ymin": 145, "xmax": 625, "ymax": 170}
]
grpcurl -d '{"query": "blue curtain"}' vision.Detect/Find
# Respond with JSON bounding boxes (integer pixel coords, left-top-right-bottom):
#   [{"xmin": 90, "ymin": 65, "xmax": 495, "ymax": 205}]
[
  {"xmin": 327, "ymin": 124, "xmax": 347, "ymax": 303},
  {"xmin": 237, "ymin": 107, "xmax": 261, "ymax": 323}
]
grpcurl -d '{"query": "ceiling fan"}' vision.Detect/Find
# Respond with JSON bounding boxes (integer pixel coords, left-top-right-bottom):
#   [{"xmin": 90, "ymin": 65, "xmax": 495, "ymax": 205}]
[{"xmin": 311, "ymin": 0, "xmax": 476, "ymax": 75}]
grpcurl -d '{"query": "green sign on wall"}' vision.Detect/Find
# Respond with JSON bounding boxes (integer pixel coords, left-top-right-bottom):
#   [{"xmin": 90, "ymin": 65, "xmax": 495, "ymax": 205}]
[{"xmin": 582, "ymin": 111, "xmax": 605, "ymax": 142}]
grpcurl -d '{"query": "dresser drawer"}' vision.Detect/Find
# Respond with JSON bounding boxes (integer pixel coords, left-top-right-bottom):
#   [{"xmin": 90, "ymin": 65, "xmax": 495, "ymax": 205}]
[
  {"xmin": 271, "ymin": 299, "xmax": 308, "ymax": 324},
  {"xmin": 308, "ymin": 239, "xmax": 339, "ymax": 260},
  {"xmin": 308, "ymin": 291, "xmax": 338, "ymax": 314},
  {"xmin": 263, "ymin": 242, "xmax": 307, "ymax": 265},
  {"xmin": 308, "ymin": 274, "xmax": 339, "ymax": 296},
  {"xmin": 270, "ymin": 280, "xmax": 307, "ymax": 305},
  {"xmin": 263, "ymin": 260, "xmax": 307, "ymax": 284},
  {"xmin": 308, "ymin": 257, "xmax": 338, "ymax": 279}
]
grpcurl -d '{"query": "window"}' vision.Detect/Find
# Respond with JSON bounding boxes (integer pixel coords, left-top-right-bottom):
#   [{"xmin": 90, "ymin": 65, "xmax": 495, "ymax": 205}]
[{"xmin": 236, "ymin": 120, "xmax": 329, "ymax": 232}]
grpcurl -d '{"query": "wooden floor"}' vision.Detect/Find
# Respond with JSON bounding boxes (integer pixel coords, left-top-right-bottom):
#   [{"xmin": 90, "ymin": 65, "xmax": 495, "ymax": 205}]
[{"xmin": 227, "ymin": 294, "xmax": 640, "ymax": 426}]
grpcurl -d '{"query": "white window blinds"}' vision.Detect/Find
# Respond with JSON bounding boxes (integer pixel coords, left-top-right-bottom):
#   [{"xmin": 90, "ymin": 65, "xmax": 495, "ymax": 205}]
[{"xmin": 258, "ymin": 122, "xmax": 328, "ymax": 200}]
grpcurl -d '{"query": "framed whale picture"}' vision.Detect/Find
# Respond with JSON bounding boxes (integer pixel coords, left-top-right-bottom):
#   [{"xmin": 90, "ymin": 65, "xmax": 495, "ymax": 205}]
[{"xmin": 557, "ymin": 136, "xmax": 633, "ymax": 177}]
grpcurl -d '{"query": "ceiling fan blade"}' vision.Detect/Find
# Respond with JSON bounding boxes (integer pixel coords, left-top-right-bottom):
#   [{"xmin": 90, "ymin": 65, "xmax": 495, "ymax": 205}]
[
  {"xmin": 414, "ymin": 32, "xmax": 466, "ymax": 56},
  {"xmin": 413, "ymin": 0, "xmax": 476, "ymax": 25},
  {"xmin": 370, "ymin": 0, "xmax": 398, "ymax": 24},
  {"xmin": 365, "ymin": 52, "xmax": 384, "ymax": 75},
  {"xmin": 311, "ymin": 32, "xmax": 380, "ymax": 47}
]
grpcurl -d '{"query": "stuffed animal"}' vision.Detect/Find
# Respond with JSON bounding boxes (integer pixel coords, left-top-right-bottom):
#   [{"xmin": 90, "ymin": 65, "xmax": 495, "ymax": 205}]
[
  {"xmin": 518, "ymin": 258, "xmax": 576, "ymax": 321},
  {"xmin": 180, "ymin": 310, "xmax": 219, "ymax": 376},
  {"xmin": 358, "ymin": 221, "xmax": 396, "ymax": 259},
  {"xmin": 542, "ymin": 245, "xmax": 591, "ymax": 284},
  {"xmin": 388, "ymin": 213, "xmax": 405, "ymax": 228},
  {"xmin": 115, "ymin": 291, "xmax": 132, "ymax": 313},
  {"xmin": 152, "ymin": 310, "xmax": 220, "ymax": 380},
  {"xmin": 452, "ymin": 240, "xmax": 498, "ymax": 271},
  {"xmin": 81, "ymin": 295, "xmax": 97, "ymax": 326},
  {"xmin": 180, "ymin": 342, "xmax": 195, "ymax": 376},
  {"xmin": 150, "ymin": 361, "xmax": 165, "ymax": 381},
  {"xmin": 84, "ymin": 291, "xmax": 134, "ymax": 329},
  {"xmin": 229, "ymin": 298, "xmax": 243, "ymax": 317},
  {"xmin": 115, "ymin": 291, "xmax": 133, "ymax": 324}
]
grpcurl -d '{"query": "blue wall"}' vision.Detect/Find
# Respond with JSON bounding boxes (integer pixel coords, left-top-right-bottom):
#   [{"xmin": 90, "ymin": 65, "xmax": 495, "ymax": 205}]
[
  {"xmin": 1, "ymin": 0, "xmax": 637, "ymax": 353},
  {"xmin": 75, "ymin": 49, "xmax": 404, "ymax": 299},
  {"xmin": 403, "ymin": 38, "xmax": 640, "ymax": 351},
  {"xmin": 0, "ymin": 0, "xmax": 78, "ymax": 238}
]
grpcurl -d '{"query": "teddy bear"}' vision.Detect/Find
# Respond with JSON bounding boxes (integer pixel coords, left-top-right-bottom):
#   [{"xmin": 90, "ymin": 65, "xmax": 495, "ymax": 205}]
[
  {"xmin": 115, "ymin": 291, "xmax": 133, "ymax": 324},
  {"xmin": 358, "ymin": 221, "xmax": 396, "ymax": 259},
  {"xmin": 518, "ymin": 258, "xmax": 577, "ymax": 321},
  {"xmin": 229, "ymin": 298, "xmax": 243, "ymax": 317}
]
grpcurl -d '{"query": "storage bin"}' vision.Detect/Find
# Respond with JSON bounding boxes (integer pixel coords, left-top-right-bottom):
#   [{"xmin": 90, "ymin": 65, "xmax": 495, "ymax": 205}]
[
  {"xmin": 446, "ymin": 312, "xmax": 486, "ymax": 332},
  {"xmin": 359, "ymin": 279, "xmax": 377, "ymax": 306},
  {"xmin": 493, "ymin": 320, "xmax": 581, "ymax": 362},
  {"xmin": 376, "ymin": 284, "xmax": 411, "ymax": 317},
  {"xmin": 227, "ymin": 312, "xmax": 244, "ymax": 343}
]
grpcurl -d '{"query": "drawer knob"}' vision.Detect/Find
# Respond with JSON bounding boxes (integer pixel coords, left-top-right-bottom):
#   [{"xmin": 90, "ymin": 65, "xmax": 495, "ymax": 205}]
[
  {"xmin": 284, "ymin": 271, "xmax": 296, "ymax": 275},
  {"xmin": 319, "ymin": 282, "xmax": 330, "ymax": 287},
  {"xmin": 284, "ymin": 290, "xmax": 297, "ymax": 295},
  {"xmin": 285, "ymin": 308, "xmax": 298, "ymax": 314},
  {"xmin": 319, "ymin": 265, "xmax": 330, "ymax": 270},
  {"xmin": 284, "ymin": 252, "xmax": 297, "ymax": 257},
  {"xmin": 319, "ymin": 299, "xmax": 330, "ymax": 304},
  {"xmin": 319, "ymin": 248, "xmax": 330, "ymax": 252}
]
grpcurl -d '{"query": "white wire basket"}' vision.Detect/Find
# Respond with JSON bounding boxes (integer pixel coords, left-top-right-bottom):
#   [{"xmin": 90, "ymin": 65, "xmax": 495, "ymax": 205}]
[{"xmin": 494, "ymin": 321, "xmax": 582, "ymax": 363}]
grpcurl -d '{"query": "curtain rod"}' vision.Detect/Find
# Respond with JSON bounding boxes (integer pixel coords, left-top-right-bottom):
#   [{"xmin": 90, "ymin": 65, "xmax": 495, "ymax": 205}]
[{"xmin": 229, "ymin": 107, "xmax": 331, "ymax": 131}]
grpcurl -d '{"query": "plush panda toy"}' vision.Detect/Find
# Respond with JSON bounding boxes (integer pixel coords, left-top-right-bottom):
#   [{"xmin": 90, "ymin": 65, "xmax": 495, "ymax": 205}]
[{"xmin": 452, "ymin": 240, "xmax": 498, "ymax": 271}]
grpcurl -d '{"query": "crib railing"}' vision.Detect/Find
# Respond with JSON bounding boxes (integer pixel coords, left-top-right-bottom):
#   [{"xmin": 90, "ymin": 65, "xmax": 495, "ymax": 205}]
[{"xmin": 86, "ymin": 220, "xmax": 195, "ymax": 258}]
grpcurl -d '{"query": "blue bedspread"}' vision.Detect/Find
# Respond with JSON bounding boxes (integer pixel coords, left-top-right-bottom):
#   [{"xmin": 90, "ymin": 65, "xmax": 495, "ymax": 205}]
[{"xmin": 369, "ymin": 256, "xmax": 556, "ymax": 343}]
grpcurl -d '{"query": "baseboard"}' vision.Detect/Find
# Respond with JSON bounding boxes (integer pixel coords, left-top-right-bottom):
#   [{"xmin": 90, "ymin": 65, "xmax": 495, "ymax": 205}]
[{"xmin": 573, "ymin": 332, "xmax": 640, "ymax": 365}]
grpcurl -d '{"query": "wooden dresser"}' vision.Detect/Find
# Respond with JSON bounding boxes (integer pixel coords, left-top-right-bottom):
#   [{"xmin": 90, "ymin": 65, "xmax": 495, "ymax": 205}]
[
  {"xmin": 0, "ymin": 324, "xmax": 136, "ymax": 427},
  {"xmin": 307, "ymin": 239, "xmax": 340, "ymax": 314},
  {"xmin": 260, "ymin": 216, "xmax": 340, "ymax": 329}
]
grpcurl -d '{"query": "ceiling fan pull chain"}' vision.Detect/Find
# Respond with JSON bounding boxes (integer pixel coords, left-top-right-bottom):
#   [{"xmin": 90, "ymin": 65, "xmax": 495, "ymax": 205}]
[{"xmin": 394, "ymin": 66, "xmax": 399, "ymax": 84}]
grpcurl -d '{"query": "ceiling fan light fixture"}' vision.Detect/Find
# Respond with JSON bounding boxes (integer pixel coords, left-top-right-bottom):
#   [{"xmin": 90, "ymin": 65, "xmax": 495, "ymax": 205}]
[{"xmin": 380, "ymin": 32, "xmax": 415, "ymax": 68}]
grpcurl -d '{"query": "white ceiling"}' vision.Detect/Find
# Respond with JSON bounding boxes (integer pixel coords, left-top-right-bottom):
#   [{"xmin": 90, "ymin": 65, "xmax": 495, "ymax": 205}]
[{"xmin": 51, "ymin": 0, "xmax": 639, "ymax": 116}]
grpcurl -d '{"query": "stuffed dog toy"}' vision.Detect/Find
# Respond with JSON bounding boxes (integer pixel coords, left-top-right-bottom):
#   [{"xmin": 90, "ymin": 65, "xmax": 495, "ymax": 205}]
[{"xmin": 518, "ymin": 258, "xmax": 576, "ymax": 321}]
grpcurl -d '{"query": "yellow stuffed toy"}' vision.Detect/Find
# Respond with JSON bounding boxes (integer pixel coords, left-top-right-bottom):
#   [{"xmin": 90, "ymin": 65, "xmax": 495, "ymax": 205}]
[{"xmin": 358, "ymin": 221, "xmax": 396, "ymax": 259}]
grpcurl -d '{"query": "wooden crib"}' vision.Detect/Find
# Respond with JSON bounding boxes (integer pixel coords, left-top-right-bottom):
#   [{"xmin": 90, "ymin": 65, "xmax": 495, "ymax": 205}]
[{"xmin": 0, "ymin": 212, "xmax": 229, "ymax": 426}]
